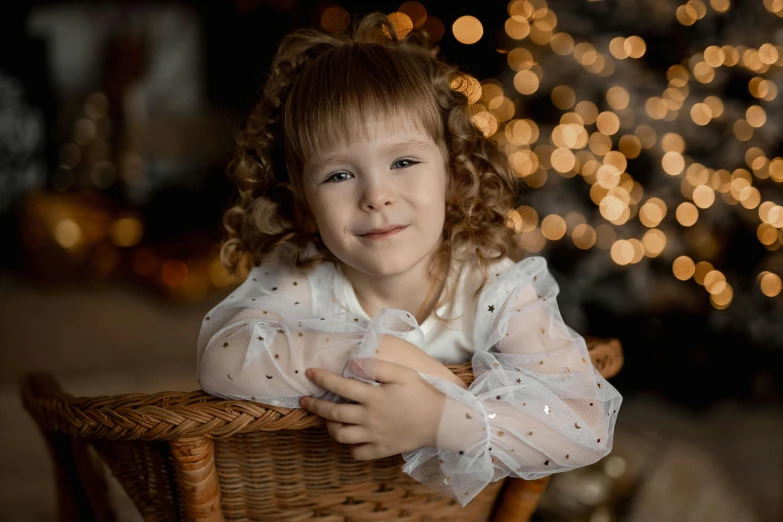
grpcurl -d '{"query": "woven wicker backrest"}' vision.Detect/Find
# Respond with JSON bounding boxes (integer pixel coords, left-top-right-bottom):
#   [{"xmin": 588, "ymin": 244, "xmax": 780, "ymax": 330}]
[{"xmin": 21, "ymin": 338, "xmax": 623, "ymax": 522}]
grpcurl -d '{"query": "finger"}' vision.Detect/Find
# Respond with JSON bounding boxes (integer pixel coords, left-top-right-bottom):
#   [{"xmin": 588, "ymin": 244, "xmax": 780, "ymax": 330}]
[
  {"xmin": 349, "ymin": 443, "xmax": 390, "ymax": 461},
  {"xmin": 326, "ymin": 421, "xmax": 372, "ymax": 445},
  {"xmin": 306, "ymin": 368, "xmax": 373, "ymax": 403},
  {"xmin": 353, "ymin": 358, "xmax": 416, "ymax": 385},
  {"xmin": 300, "ymin": 396, "xmax": 365, "ymax": 424},
  {"xmin": 349, "ymin": 443, "xmax": 376, "ymax": 461}
]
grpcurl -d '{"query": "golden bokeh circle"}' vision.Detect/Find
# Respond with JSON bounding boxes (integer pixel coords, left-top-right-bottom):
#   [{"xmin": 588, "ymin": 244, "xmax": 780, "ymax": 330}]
[
  {"xmin": 642, "ymin": 229, "xmax": 666, "ymax": 257},
  {"xmin": 453, "ymin": 15, "xmax": 484, "ymax": 44},
  {"xmin": 610, "ymin": 239, "xmax": 635, "ymax": 265},
  {"xmin": 514, "ymin": 70, "xmax": 540, "ymax": 95},
  {"xmin": 645, "ymin": 97, "xmax": 668, "ymax": 119},
  {"xmin": 690, "ymin": 103, "xmax": 713, "ymax": 125},
  {"xmin": 746, "ymin": 105, "xmax": 767, "ymax": 127},
  {"xmin": 385, "ymin": 12, "xmax": 414, "ymax": 39},
  {"xmin": 662, "ymin": 152, "xmax": 685, "ymax": 175},
  {"xmin": 609, "ymin": 37, "xmax": 628, "ymax": 59},
  {"xmin": 588, "ymin": 132, "xmax": 612, "ymax": 156},
  {"xmin": 673, "ymin": 256, "xmax": 696, "ymax": 280},
  {"xmin": 704, "ymin": 270, "xmax": 727, "ymax": 295},
  {"xmin": 618, "ymin": 135, "xmax": 642, "ymax": 159},
  {"xmin": 676, "ymin": 202, "xmax": 699, "ymax": 226},
  {"xmin": 639, "ymin": 200, "xmax": 664, "ymax": 228},
  {"xmin": 575, "ymin": 101, "xmax": 599, "ymax": 125},
  {"xmin": 508, "ymin": 47, "xmax": 535, "ymax": 71},
  {"xmin": 572, "ymin": 223, "xmax": 596, "ymax": 249},
  {"xmin": 607, "ymin": 86, "xmax": 630, "ymax": 110},
  {"xmin": 760, "ymin": 273, "xmax": 782, "ymax": 297},
  {"xmin": 692, "ymin": 185, "xmax": 715, "ymax": 209},
  {"xmin": 505, "ymin": 15, "xmax": 531, "ymax": 40},
  {"xmin": 517, "ymin": 205, "xmax": 539, "ymax": 232},
  {"xmin": 550, "ymin": 32, "xmax": 574, "ymax": 55},
  {"xmin": 757, "ymin": 223, "xmax": 778, "ymax": 245},
  {"xmin": 676, "ymin": 4, "xmax": 697, "ymax": 25},
  {"xmin": 703, "ymin": 96, "xmax": 724, "ymax": 118},
  {"xmin": 703, "ymin": 45, "xmax": 725, "ymax": 67},
  {"xmin": 623, "ymin": 36, "xmax": 646, "ymax": 58},
  {"xmin": 541, "ymin": 214, "xmax": 567, "ymax": 240},
  {"xmin": 709, "ymin": 0, "xmax": 731, "ymax": 12},
  {"xmin": 661, "ymin": 132, "xmax": 685, "ymax": 153},
  {"xmin": 596, "ymin": 111, "xmax": 620, "ymax": 135},
  {"xmin": 551, "ymin": 148, "xmax": 576, "ymax": 173}
]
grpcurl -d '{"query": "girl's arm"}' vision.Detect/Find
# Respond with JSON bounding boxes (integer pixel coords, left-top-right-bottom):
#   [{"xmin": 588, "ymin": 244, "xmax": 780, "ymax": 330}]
[
  {"xmin": 197, "ymin": 257, "xmax": 378, "ymax": 405},
  {"xmin": 376, "ymin": 335, "xmax": 468, "ymax": 390},
  {"xmin": 397, "ymin": 257, "xmax": 623, "ymax": 507},
  {"xmin": 219, "ymin": 311, "xmax": 460, "ymax": 385}
]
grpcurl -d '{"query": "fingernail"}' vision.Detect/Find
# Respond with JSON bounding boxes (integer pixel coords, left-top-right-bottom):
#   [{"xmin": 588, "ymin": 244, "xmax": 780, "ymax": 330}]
[
  {"xmin": 300, "ymin": 397, "xmax": 309, "ymax": 407},
  {"xmin": 305, "ymin": 369, "xmax": 314, "ymax": 379}
]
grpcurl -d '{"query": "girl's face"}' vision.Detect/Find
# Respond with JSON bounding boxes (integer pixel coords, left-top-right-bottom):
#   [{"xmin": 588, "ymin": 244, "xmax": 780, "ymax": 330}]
[{"xmin": 301, "ymin": 121, "xmax": 449, "ymax": 278}]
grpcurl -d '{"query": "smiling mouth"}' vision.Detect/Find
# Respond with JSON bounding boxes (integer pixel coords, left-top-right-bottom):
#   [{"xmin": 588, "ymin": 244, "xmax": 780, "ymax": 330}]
[{"xmin": 359, "ymin": 226, "xmax": 408, "ymax": 239}]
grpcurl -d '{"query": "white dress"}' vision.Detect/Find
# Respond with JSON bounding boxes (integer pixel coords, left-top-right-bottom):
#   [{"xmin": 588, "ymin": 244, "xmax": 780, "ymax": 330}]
[{"xmin": 196, "ymin": 241, "xmax": 623, "ymax": 506}]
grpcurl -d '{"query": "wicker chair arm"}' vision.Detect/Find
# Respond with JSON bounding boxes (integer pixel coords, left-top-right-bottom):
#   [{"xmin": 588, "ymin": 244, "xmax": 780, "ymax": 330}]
[{"xmin": 21, "ymin": 338, "xmax": 622, "ymax": 442}]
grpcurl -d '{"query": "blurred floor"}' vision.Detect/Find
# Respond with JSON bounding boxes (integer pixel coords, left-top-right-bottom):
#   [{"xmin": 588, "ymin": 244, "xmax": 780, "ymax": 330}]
[{"xmin": 0, "ymin": 271, "xmax": 781, "ymax": 521}]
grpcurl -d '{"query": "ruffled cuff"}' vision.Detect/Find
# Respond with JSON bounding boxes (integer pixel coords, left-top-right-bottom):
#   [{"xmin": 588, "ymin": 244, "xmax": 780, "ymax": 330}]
[
  {"xmin": 400, "ymin": 374, "xmax": 491, "ymax": 506},
  {"xmin": 400, "ymin": 351, "xmax": 622, "ymax": 507}
]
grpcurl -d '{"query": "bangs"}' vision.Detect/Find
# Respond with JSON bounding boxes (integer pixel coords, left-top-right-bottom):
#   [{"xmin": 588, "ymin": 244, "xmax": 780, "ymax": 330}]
[{"xmin": 282, "ymin": 43, "xmax": 445, "ymax": 178}]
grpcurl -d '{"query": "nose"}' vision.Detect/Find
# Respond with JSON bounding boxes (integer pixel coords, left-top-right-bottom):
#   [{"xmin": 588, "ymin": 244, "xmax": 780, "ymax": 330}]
[
  {"xmin": 360, "ymin": 176, "xmax": 394, "ymax": 210},
  {"xmin": 366, "ymin": 200, "xmax": 391, "ymax": 209}
]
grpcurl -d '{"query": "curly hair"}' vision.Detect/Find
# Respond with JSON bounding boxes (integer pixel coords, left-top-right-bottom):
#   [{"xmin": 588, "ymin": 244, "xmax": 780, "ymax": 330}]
[{"xmin": 221, "ymin": 11, "xmax": 525, "ymax": 328}]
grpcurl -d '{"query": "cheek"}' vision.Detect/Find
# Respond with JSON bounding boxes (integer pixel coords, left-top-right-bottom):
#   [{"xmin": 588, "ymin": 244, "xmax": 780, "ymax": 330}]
[
  {"xmin": 415, "ymin": 177, "xmax": 447, "ymax": 208},
  {"xmin": 313, "ymin": 202, "xmax": 348, "ymax": 231}
]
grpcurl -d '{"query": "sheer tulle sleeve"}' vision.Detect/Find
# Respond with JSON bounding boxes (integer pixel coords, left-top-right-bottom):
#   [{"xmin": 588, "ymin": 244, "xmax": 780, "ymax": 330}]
[
  {"xmin": 401, "ymin": 257, "xmax": 623, "ymax": 506},
  {"xmin": 196, "ymin": 254, "xmax": 424, "ymax": 407}
]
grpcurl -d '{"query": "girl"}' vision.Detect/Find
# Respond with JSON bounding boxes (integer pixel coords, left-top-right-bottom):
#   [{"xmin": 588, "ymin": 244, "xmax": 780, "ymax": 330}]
[{"xmin": 197, "ymin": 11, "xmax": 622, "ymax": 506}]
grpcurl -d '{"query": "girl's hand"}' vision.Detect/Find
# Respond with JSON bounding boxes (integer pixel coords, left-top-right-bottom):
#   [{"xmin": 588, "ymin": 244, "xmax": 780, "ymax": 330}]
[{"xmin": 299, "ymin": 359, "xmax": 446, "ymax": 460}]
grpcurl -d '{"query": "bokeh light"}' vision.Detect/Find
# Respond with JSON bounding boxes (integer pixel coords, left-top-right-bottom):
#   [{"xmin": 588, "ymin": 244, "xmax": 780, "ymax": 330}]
[{"xmin": 453, "ymin": 15, "xmax": 483, "ymax": 44}]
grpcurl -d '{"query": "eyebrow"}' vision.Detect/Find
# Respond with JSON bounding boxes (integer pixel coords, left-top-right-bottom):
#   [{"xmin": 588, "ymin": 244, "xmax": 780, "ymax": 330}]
[{"xmin": 314, "ymin": 139, "xmax": 432, "ymax": 172}]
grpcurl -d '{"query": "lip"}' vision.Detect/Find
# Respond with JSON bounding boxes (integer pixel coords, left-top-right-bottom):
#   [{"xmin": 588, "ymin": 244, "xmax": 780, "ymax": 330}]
[{"xmin": 359, "ymin": 225, "xmax": 408, "ymax": 239}]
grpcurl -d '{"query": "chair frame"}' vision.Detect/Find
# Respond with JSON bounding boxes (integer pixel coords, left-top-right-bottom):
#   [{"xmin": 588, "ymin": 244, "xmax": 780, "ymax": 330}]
[{"xmin": 21, "ymin": 337, "xmax": 623, "ymax": 522}]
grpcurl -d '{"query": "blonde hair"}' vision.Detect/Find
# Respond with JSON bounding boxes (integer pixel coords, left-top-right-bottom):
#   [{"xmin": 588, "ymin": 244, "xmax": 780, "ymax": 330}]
[{"xmin": 221, "ymin": 12, "xmax": 525, "ymax": 328}]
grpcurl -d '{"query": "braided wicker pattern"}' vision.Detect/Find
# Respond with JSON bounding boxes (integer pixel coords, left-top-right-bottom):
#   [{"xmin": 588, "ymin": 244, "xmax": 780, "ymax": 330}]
[
  {"xmin": 21, "ymin": 365, "xmax": 477, "ymax": 441},
  {"xmin": 21, "ymin": 338, "xmax": 623, "ymax": 521}
]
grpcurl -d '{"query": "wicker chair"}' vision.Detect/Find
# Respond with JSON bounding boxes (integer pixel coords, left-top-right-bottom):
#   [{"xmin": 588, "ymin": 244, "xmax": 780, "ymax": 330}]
[{"xmin": 21, "ymin": 337, "xmax": 623, "ymax": 522}]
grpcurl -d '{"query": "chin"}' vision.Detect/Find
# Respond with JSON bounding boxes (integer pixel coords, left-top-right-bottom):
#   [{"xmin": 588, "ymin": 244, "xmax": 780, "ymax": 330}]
[{"xmin": 347, "ymin": 251, "xmax": 418, "ymax": 276}]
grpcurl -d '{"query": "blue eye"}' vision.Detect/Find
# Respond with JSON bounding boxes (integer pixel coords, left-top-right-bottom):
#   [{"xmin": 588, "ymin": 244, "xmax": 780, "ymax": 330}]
[
  {"xmin": 393, "ymin": 159, "xmax": 419, "ymax": 169},
  {"xmin": 325, "ymin": 172, "xmax": 353, "ymax": 183},
  {"xmin": 323, "ymin": 159, "xmax": 419, "ymax": 183}
]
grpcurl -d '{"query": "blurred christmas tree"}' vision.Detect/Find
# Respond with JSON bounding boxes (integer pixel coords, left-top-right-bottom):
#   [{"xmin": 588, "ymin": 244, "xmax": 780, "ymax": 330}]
[{"xmin": 439, "ymin": 0, "xmax": 783, "ymax": 353}]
